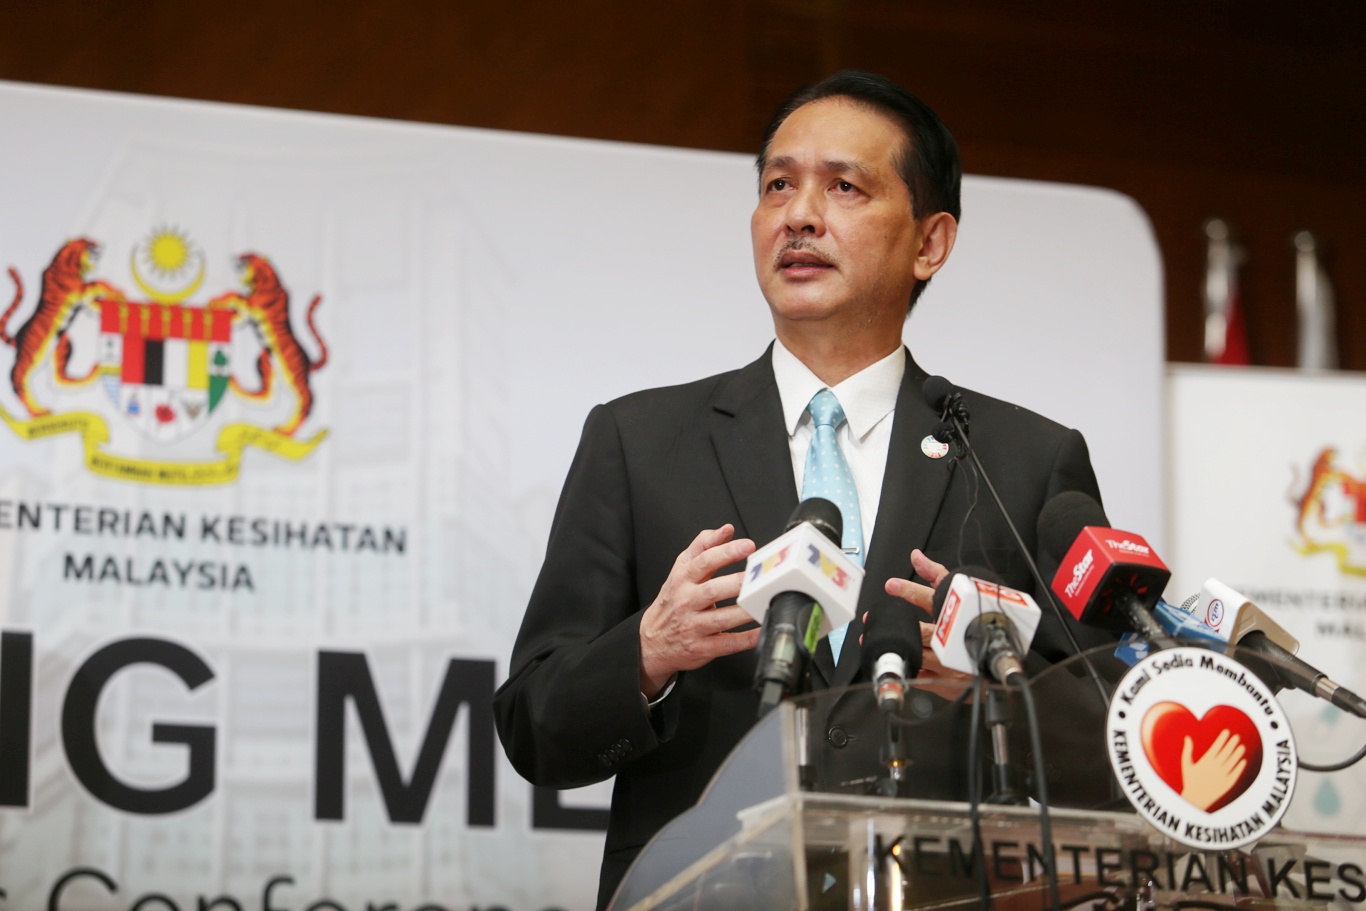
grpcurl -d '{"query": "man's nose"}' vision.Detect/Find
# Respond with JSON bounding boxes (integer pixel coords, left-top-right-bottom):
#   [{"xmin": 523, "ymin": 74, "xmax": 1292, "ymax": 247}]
[{"xmin": 785, "ymin": 185, "xmax": 825, "ymax": 235}]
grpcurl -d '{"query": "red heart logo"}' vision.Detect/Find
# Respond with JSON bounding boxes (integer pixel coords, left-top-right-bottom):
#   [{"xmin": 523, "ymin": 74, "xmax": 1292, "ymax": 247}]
[{"xmin": 1140, "ymin": 702, "xmax": 1261, "ymax": 812}]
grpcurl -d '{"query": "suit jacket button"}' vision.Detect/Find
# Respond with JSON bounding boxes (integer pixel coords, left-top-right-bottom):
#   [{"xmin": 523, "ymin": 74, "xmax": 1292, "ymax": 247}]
[
  {"xmin": 827, "ymin": 725, "xmax": 849, "ymax": 748},
  {"xmin": 621, "ymin": 739, "xmax": 632, "ymax": 753}
]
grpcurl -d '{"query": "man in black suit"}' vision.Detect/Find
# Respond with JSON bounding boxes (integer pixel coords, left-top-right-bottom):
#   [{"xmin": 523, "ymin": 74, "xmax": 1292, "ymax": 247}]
[{"xmin": 493, "ymin": 70, "xmax": 1105, "ymax": 909}]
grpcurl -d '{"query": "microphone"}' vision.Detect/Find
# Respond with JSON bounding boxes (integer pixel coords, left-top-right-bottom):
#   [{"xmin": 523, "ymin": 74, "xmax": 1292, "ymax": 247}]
[
  {"xmin": 930, "ymin": 567, "xmax": 1042, "ymax": 684},
  {"xmin": 923, "ymin": 375, "xmax": 956, "ymax": 411},
  {"xmin": 1113, "ymin": 598, "xmax": 1227, "ymax": 665},
  {"xmin": 742, "ymin": 498, "xmax": 863, "ymax": 716},
  {"xmin": 923, "ymin": 375, "xmax": 967, "ymax": 447},
  {"xmin": 1191, "ymin": 579, "xmax": 1366, "ymax": 718},
  {"xmin": 1038, "ymin": 491, "xmax": 1171, "ymax": 645},
  {"xmin": 861, "ymin": 596, "xmax": 925, "ymax": 713}
]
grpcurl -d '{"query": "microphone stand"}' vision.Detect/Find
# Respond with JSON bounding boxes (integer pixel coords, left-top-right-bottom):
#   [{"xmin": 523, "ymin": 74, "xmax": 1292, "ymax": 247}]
[
  {"xmin": 876, "ymin": 714, "xmax": 911, "ymax": 798},
  {"xmin": 984, "ymin": 688, "xmax": 1023, "ymax": 805}
]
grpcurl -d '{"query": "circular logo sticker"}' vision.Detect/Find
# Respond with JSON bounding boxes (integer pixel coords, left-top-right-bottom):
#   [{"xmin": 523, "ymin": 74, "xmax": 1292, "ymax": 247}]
[
  {"xmin": 1106, "ymin": 647, "xmax": 1296, "ymax": 850},
  {"xmin": 921, "ymin": 434, "xmax": 950, "ymax": 459},
  {"xmin": 1205, "ymin": 598, "xmax": 1225, "ymax": 628}
]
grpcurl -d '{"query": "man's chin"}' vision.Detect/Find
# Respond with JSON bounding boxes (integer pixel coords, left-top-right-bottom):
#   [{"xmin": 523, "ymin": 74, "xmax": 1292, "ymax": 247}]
[{"xmin": 766, "ymin": 298, "xmax": 845, "ymax": 325}]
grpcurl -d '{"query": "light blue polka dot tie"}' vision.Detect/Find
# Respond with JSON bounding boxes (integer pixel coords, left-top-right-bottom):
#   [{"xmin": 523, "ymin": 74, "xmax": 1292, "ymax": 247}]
[{"xmin": 802, "ymin": 389, "xmax": 864, "ymax": 664}]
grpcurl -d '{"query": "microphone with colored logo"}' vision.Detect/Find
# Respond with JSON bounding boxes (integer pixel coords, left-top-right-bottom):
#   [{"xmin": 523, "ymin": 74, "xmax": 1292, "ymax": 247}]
[
  {"xmin": 930, "ymin": 567, "xmax": 1042, "ymax": 684},
  {"xmin": 742, "ymin": 497, "xmax": 863, "ymax": 717},
  {"xmin": 1190, "ymin": 579, "xmax": 1366, "ymax": 718},
  {"xmin": 1038, "ymin": 491, "xmax": 1171, "ymax": 646}
]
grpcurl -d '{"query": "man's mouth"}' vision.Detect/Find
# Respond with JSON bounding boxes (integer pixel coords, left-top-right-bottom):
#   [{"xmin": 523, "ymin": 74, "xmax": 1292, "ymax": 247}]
[{"xmin": 779, "ymin": 249, "xmax": 833, "ymax": 270}]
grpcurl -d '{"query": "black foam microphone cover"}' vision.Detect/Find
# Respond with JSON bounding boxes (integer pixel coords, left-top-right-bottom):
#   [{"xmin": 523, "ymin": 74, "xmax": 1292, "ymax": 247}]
[
  {"xmin": 1036, "ymin": 491, "xmax": 1109, "ymax": 564},
  {"xmin": 788, "ymin": 496, "xmax": 842, "ymax": 545},
  {"xmin": 861, "ymin": 596, "xmax": 925, "ymax": 679},
  {"xmin": 922, "ymin": 375, "xmax": 956, "ymax": 412}
]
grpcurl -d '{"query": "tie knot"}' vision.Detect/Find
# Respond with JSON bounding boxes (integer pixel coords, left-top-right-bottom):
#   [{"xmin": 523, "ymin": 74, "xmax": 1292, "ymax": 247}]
[{"xmin": 808, "ymin": 389, "xmax": 847, "ymax": 429}]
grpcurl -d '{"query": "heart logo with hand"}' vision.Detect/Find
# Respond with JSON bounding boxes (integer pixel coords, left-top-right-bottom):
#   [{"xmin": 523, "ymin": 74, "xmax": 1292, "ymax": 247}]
[{"xmin": 1140, "ymin": 702, "xmax": 1262, "ymax": 812}]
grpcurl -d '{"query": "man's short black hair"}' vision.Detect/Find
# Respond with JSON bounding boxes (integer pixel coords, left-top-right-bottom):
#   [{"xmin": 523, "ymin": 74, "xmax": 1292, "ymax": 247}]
[{"xmin": 757, "ymin": 70, "xmax": 962, "ymax": 306}]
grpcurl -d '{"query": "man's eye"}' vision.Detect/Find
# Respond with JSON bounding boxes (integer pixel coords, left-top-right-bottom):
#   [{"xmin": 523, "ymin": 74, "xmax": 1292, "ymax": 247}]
[
  {"xmin": 836, "ymin": 181, "xmax": 855, "ymax": 193},
  {"xmin": 769, "ymin": 178, "xmax": 788, "ymax": 191}
]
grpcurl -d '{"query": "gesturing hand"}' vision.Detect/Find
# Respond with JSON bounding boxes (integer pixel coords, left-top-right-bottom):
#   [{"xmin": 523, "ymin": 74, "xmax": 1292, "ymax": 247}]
[
  {"xmin": 884, "ymin": 548, "xmax": 949, "ymax": 612},
  {"xmin": 881, "ymin": 549, "xmax": 971, "ymax": 682},
  {"xmin": 639, "ymin": 525, "xmax": 758, "ymax": 698}
]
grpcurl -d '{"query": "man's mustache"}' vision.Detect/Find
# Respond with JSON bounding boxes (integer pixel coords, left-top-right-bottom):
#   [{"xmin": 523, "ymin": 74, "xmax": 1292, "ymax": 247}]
[{"xmin": 775, "ymin": 239, "xmax": 838, "ymax": 269}]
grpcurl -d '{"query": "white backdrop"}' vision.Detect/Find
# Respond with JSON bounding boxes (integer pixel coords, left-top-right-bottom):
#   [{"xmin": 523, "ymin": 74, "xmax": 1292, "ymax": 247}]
[
  {"xmin": 1168, "ymin": 365, "xmax": 1366, "ymax": 834},
  {"xmin": 0, "ymin": 81, "xmax": 1163, "ymax": 910}
]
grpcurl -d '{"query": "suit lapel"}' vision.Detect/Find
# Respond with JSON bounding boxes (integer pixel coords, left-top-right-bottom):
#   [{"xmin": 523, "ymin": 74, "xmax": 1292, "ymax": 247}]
[
  {"xmin": 827, "ymin": 351, "xmax": 957, "ymax": 688},
  {"xmin": 710, "ymin": 347, "xmax": 799, "ymax": 550}
]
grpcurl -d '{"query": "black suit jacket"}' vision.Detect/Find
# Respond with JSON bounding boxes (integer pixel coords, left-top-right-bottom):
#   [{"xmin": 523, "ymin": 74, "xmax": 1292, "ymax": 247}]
[{"xmin": 492, "ymin": 346, "xmax": 1106, "ymax": 908}]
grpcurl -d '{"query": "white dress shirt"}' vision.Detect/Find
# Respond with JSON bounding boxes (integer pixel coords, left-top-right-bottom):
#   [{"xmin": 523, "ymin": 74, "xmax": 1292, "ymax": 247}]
[{"xmin": 771, "ymin": 339, "xmax": 905, "ymax": 554}]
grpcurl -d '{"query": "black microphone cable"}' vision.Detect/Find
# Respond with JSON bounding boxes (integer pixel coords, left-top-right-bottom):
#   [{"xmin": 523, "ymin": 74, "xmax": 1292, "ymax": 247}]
[
  {"xmin": 1299, "ymin": 738, "xmax": 1366, "ymax": 773},
  {"xmin": 965, "ymin": 676, "xmax": 992, "ymax": 911},
  {"xmin": 1011, "ymin": 671, "xmax": 1060, "ymax": 911},
  {"xmin": 953, "ymin": 568, "xmax": 1059, "ymax": 911}
]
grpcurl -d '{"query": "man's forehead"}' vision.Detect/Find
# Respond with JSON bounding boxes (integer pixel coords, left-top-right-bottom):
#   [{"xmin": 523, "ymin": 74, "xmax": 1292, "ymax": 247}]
[{"xmin": 760, "ymin": 98, "xmax": 908, "ymax": 169}]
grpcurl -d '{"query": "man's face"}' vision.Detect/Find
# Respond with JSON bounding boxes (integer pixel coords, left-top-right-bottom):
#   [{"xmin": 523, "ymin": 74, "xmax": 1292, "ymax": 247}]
[{"xmin": 751, "ymin": 98, "xmax": 926, "ymax": 333}]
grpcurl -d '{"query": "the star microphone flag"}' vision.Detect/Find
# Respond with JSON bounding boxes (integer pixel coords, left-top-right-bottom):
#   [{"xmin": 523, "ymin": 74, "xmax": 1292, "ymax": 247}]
[
  {"xmin": 1203, "ymin": 218, "xmax": 1250, "ymax": 366},
  {"xmin": 1295, "ymin": 230, "xmax": 1337, "ymax": 371}
]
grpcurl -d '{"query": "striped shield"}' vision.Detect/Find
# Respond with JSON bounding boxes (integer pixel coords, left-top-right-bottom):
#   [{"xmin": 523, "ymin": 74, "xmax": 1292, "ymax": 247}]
[{"xmin": 98, "ymin": 299, "xmax": 232, "ymax": 442}]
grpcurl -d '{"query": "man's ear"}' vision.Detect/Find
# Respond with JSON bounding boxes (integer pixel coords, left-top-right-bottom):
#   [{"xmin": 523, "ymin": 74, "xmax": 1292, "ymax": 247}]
[{"xmin": 913, "ymin": 212, "xmax": 958, "ymax": 282}]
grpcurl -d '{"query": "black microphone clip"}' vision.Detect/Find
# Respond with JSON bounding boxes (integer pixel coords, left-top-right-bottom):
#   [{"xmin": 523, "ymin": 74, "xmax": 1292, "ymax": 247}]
[{"xmin": 924, "ymin": 375, "xmax": 969, "ymax": 453}]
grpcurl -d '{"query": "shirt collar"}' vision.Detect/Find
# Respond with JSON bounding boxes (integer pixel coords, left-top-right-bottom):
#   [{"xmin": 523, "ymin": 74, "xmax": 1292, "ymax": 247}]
[{"xmin": 772, "ymin": 339, "xmax": 905, "ymax": 441}]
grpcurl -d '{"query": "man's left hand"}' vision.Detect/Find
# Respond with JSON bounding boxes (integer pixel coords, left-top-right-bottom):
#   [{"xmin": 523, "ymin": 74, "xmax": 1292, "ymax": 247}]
[{"xmin": 879, "ymin": 548, "xmax": 972, "ymax": 683}]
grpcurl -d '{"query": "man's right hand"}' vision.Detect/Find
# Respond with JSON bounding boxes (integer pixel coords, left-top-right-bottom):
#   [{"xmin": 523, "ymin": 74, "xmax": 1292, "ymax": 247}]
[{"xmin": 639, "ymin": 524, "xmax": 758, "ymax": 699}]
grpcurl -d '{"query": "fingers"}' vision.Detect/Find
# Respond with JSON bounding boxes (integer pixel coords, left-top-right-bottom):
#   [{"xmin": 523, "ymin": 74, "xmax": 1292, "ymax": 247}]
[
  {"xmin": 701, "ymin": 604, "xmax": 757, "ymax": 635},
  {"xmin": 694, "ymin": 570, "xmax": 746, "ymax": 606},
  {"xmin": 883, "ymin": 549, "xmax": 950, "ymax": 613},
  {"xmin": 918, "ymin": 648, "xmax": 974, "ymax": 683},
  {"xmin": 679, "ymin": 523, "xmax": 734, "ymax": 561},
  {"xmin": 640, "ymin": 525, "xmax": 760, "ymax": 690},
  {"xmin": 678, "ymin": 525, "xmax": 755, "ymax": 582},
  {"xmin": 919, "ymin": 620, "xmax": 935, "ymax": 648},
  {"xmin": 885, "ymin": 576, "xmax": 935, "ymax": 612},
  {"xmin": 910, "ymin": 548, "xmax": 949, "ymax": 587}
]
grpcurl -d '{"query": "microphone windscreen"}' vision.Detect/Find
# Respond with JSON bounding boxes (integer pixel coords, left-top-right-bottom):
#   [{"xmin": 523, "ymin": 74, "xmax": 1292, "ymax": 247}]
[
  {"xmin": 861, "ymin": 597, "xmax": 924, "ymax": 677},
  {"xmin": 930, "ymin": 565, "xmax": 1001, "ymax": 618},
  {"xmin": 788, "ymin": 496, "xmax": 843, "ymax": 545},
  {"xmin": 1036, "ymin": 491, "xmax": 1109, "ymax": 563},
  {"xmin": 922, "ymin": 375, "xmax": 956, "ymax": 411}
]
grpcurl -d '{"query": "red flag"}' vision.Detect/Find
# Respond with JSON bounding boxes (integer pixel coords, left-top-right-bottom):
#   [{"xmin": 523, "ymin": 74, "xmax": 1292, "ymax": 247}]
[{"xmin": 1204, "ymin": 218, "xmax": 1250, "ymax": 366}]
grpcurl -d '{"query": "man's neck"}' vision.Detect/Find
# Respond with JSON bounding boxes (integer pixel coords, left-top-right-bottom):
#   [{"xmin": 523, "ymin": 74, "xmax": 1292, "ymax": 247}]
[{"xmin": 775, "ymin": 324, "xmax": 903, "ymax": 386}]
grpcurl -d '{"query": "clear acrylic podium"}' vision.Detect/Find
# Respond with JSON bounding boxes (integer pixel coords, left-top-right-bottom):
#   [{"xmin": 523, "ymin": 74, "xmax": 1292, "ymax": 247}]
[{"xmin": 609, "ymin": 645, "xmax": 1366, "ymax": 910}]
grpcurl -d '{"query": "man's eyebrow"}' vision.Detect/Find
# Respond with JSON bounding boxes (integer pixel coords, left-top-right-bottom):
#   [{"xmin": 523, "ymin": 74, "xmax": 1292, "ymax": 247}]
[{"xmin": 759, "ymin": 155, "xmax": 875, "ymax": 179}]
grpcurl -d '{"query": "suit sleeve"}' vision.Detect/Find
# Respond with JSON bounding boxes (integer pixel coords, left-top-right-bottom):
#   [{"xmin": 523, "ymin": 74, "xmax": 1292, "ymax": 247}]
[{"xmin": 493, "ymin": 404, "xmax": 677, "ymax": 788}]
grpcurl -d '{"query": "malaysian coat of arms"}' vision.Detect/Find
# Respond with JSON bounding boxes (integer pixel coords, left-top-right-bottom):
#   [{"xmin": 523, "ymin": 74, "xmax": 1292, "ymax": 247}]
[
  {"xmin": 1, "ymin": 230, "xmax": 327, "ymax": 484},
  {"xmin": 1290, "ymin": 446, "xmax": 1366, "ymax": 576}
]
